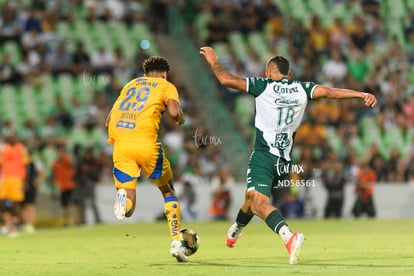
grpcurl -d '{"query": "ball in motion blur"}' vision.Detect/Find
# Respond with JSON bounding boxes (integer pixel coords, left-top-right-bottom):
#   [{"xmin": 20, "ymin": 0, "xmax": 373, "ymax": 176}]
[{"xmin": 180, "ymin": 228, "xmax": 200, "ymax": 256}]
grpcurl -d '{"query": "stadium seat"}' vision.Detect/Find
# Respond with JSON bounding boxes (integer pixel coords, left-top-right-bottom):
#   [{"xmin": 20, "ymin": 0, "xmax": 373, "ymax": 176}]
[
  {"xmin": 3, "ymin": 41, "xmax": 21, "ymax": 64},
  {"xmin": 407, "ymin": 0, "xmax": 414, "ymax": 11},
  {"xmin": 307, "ymin": 0, "xmax": 329, "ymax": 26},
  {"xmin": 325, "ymin": 127, "xmax": 344, "ymax": 155},
  {"xmin": 56, "ymin": 22, "xmax": 71, "ymax": 39},
  {"xmin": 384, "ymin": 126, "xmax": 413, "ymax": 157},
  {"xmin": 235, "ymin": 94, "xmax": 254, "ymax": 127},
  {"xmin": 272, "ymin": 0, "xmax": 289, "ymax": 14},
  {"xmin": 330, "ymin": 2, "xmax": 348, "ymax": 23},
  {"xmin": 58, "ymin": 74, "xmax": 75, "ymax": 101},
  {"xmin": 68, "ymin": 127, "xmax": 89, "ymax": 147},
  {"xmin": 287, "ymin": 0, "xmax": 309, "ymax": 24},
  {"xmin": 107, "ymin": 22, "xmax": 129, "ymax": 43},
  {"xmin": 131, "ymin": 23, "xmax": 159, "ymax": 56},
  {"xmin": 350, "ymin": 136, "xmax": 366, "ymax": 157},
  {"xmin": 388, "ymin": 0, "xmax": 406, "ymax": 19},
  {"xmin": 194, "ymin": 12, "xmax": 212, "ymax": 43},
  {"xmin": 247, "ymin": 32, "xmax": 270, "ymax": 62},
  {"xmin": 228, "ymin": 32, "xmax": 248, "ymax": 60},
  {"xmin": 212, "ymin": 42, "xmax": 229, "ymax": 60}
]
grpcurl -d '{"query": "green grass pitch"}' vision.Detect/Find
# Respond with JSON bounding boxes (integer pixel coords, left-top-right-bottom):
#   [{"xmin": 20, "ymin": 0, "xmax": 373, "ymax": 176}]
[{"xmin": 1, "ymin": 219, "xmax": 413, "ymax": 275}]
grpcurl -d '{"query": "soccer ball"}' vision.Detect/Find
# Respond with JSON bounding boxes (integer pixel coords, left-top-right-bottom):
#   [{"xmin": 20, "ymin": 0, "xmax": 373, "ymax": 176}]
[{"xmin": 179, "ymin": 228, "xmax": 200, "ymax": 256}]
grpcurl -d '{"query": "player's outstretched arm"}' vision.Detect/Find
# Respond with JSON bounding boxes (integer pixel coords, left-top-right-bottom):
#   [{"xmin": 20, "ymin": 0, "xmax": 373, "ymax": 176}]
[
  {"xmin": 200, "ymin": 46, "xmax": 246, "ymax": 92},
  {"xmin": 313, "ymin": 85, "xmax": 377, "ymax": 107},
  {"xmin": 167, "ymin": 99, "xmax": 185, "ymax": 125}
]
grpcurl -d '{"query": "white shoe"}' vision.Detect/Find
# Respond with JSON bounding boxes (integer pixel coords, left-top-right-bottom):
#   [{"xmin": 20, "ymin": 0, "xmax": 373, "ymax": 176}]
[
  {"xmin": 285, "ymin": 232, "xmax": 305, "ymax": 264},
  {"xmin": 23, "ymin": 224, "xmax": 36, "ymax": 234},
  {"xmin": 8, "ymin": 230, "xmax": 20, "ymax": 238},
  {"xmin": 226, "ymin": 223, "xmax": 243, "ymax": 248},
  {"xmin": 170, "ymin": 240, "xmax": 188, "ymax": 262},
  {"xmin": 114, "ymin": 188, "xmax": 127, "ymax": 220},
  {"xmin": 1, "ymin": 225, "xmax": 10, "ymax": 235}
]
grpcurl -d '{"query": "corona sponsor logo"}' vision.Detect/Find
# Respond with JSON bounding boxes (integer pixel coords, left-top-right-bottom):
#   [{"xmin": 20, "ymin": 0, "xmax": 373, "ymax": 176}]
[{"xmin": 273, "ymin": 84, "xmax": 299, "ymax": 94}]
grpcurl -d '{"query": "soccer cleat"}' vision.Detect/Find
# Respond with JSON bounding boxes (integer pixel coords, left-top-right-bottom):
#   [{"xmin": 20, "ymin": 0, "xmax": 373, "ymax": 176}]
[
  {"xmin": 170, "ymin": 240, "xmax": 189, "ymax": 262},
  {"xmin": 23, "ymin": 224, "xmax": 36, "ymax": 234},
  {"xmin": 8, "ymin": 230, "xmax": 20, "ymax": 238},
  {"xmin": 114, "ymin": 188, "xmax": 127, "ymax": 220},
  {"xmin": 284, "ymin": 232, "xmax": 305, "ymax": 264},
  {"xmin": 226, "ymin": 223, "xmax": 243, "ymax": 248},
  {"xmin": 0, "ymin": 225, "xmax": 10, "ymax": 235}
]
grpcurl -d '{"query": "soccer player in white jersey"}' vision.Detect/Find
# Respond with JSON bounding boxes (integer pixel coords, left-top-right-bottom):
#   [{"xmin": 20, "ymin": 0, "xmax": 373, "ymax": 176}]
[{"xmin": 200, "ymin": 47, "xmax": 376, "ymax": 264}]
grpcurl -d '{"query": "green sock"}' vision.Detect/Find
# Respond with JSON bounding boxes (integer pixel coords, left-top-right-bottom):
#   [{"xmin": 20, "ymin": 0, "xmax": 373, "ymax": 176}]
[
  {"xmin": 235, "ymin": 209, "xmax": 254, "ymax": 227},
  {"xmin": 265, "ymin": 209, "xmax": 287, "ymax": 233}
]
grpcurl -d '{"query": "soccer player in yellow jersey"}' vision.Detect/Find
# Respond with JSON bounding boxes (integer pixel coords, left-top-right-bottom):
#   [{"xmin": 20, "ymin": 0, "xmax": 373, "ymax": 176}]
[{"xmin": 105, "ymin": 56, "xmax": 187, "ymax": 262}]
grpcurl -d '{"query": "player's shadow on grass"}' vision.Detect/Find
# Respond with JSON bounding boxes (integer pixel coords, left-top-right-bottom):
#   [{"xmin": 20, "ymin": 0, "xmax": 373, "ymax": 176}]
[
  {"xmin": 303, "ymin": 257, "xmax": 414, "ymax": 269},
  {"xmin": 151, "ymin": 257, "xmax": 414, "ymax": 269},
  {"xmin": 150, "ymin": 262, "xmax": 239, "ymax": 267},
  {"xmin": 150, "ymin": 259, "xmax": 286, "ymax": 268}
]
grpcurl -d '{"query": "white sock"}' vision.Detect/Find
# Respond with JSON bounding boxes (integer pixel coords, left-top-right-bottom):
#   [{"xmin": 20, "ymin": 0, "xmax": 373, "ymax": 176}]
[{"xmin": 278, "ymin": 225, "xmax": 293, "ymax": 243}]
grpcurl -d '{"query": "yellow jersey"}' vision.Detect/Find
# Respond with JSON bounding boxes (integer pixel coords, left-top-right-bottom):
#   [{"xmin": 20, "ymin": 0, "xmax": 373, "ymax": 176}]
[{"xmin": 108, "ymin": 77, "xmax": 179, "ymax": 143}]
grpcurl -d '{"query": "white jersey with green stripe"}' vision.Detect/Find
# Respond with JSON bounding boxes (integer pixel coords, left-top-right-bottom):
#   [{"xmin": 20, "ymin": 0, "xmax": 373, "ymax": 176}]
[{"xmin": 246, "ymin": 76, "xmax": 317, "ymax": 161}]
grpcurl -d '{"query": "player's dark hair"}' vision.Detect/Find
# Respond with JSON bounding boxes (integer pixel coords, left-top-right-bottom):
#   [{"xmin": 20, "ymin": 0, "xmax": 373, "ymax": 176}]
[
  {"xmin": 268, "ymin": 56, "xmax": 289, "ymax": 75},
  {"xmin": 142, "ymin": 56, "xmax": 170, "ymax": 74}
]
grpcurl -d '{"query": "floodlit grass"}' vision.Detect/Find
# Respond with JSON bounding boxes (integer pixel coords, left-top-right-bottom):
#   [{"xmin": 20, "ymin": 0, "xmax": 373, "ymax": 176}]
[{"xmin": 1, "ymin": 219, "xmax": 414, "ymax": 275}]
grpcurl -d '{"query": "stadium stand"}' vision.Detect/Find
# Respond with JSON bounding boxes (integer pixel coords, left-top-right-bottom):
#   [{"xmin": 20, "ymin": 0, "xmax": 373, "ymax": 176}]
[
  {"xmin": 183, "ymin": 0, "xmax": 414, "ymax": 183},
  {"xmin": 0, "ymin": 0, "xmax": 234, "ymax": 227},
  {"xmin": 1, "ymin": 0, "xmax": 414, "ymax": 226}
]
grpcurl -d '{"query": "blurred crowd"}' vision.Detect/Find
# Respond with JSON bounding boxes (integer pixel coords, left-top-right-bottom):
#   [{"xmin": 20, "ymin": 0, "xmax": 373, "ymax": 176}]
[
  {"xmin": 1, "ymin": 0, "xmax": 412, "ymax": 227},
  {"xmin": 0, "ymin": 0, "xmax": 230, "ymax": 180},
  {"xmin": 177, "ymin": 0, "xmax": 414, "ymax": 218},
  {"xmin": 185, "ymin": 0, "xmax": 414, "ymax": 182},
  {"xmin": 0, "ymin": 0, "xmax": 234, "ymax": 230}
]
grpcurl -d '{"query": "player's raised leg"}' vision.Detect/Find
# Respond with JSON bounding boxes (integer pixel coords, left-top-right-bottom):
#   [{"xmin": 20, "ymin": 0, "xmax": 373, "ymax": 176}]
[
  {"xmin": 114, "ymin": 188, "xmax": 127, "ymax": 219},
  {"xmin": 112, "ymin": 168, "xmax": 137, "ymax": 219},
  {"xmin": 226, "ymin": 192, "xmax": 254, "ymax": 247},
  {"xmin": 114, "ymin": 188, "xmax": 136, "ymax": 219}
]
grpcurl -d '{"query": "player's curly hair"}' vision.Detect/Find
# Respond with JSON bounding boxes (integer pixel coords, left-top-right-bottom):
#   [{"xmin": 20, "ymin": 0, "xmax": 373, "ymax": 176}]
[
  {"xmin": 268, "ymin": 56, "xmax": 289, "ymax": 75},
  {"xmin": 142, "ymin": 56, "xmax": 170, "ymax": 74}
]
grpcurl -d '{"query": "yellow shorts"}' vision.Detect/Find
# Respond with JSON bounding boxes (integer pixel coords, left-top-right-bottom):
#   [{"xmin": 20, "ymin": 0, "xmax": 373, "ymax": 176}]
[
  {"xmin": 112, "ymin": 141, "xmax": 172, "ymax": 189},
  {"xmin": 0, "ymin": 177, "xmax": 25, "ymax": 202}
]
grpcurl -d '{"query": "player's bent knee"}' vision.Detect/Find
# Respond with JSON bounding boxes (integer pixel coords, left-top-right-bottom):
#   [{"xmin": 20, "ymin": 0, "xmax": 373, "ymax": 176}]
[
  {"xmin": 249, "ymin": 195, "xmax": 270, "ymax": 216},
  {"xmin": 249, "ymin": 201, "xmax": 262, "ymax": 216}
]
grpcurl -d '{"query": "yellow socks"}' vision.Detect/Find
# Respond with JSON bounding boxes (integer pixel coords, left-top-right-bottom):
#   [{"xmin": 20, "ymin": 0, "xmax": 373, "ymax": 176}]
[{"xmin": 164, "ymin": 196, "xmax": 181, "ymax": 241}]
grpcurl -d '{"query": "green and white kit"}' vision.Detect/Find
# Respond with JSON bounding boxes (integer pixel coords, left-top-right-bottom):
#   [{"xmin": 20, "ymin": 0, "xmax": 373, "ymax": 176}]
[{"xmin": 245, "ymin": 76, "xmax": 317, "ymax": 196}]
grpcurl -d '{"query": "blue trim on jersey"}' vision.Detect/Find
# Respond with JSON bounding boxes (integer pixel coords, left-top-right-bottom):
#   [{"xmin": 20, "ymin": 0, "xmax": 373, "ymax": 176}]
[
  {"xmin": 149, "ymin": 147, "xmax": 163, "ymax": 179},
  {"xmin": 113, "ymin": 168, "xmax": 136, "ymax": 183},
  {"xmin": 164, "ymin": 196, "xmax": 178, "ymax": 203}
]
